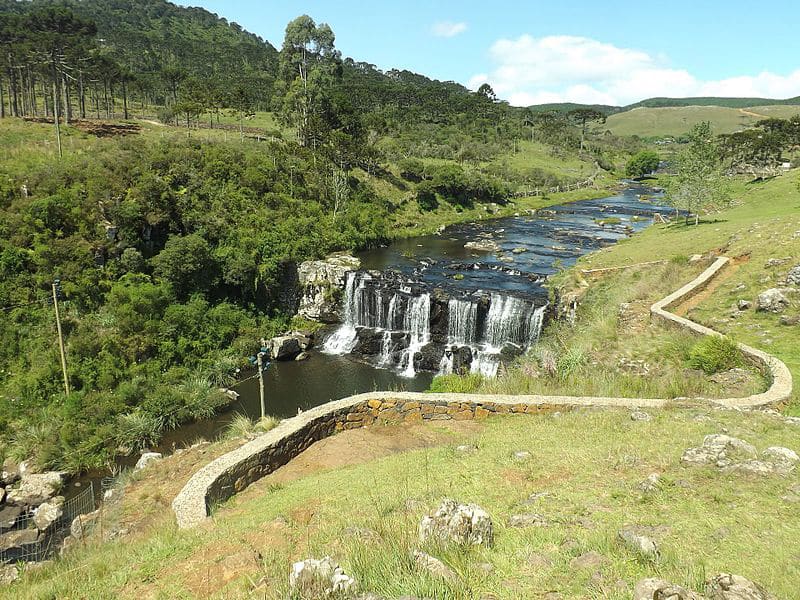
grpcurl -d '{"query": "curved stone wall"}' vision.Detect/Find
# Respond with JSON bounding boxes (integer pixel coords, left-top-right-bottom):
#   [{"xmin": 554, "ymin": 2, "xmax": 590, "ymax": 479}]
[{"xmin": 172, "ymin": 257, "xmax": 794, "ymax": 529}]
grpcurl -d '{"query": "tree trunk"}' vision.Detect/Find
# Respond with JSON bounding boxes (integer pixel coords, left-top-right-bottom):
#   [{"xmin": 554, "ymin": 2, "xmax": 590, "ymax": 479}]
[
  {"xmin": 122, "ymin": 79, "xmax": 128, "ymax": 120},
  {"xmin": 61, "ymin": 73, "xmax": 70, "ymax": 125},
  {"xmin": 78, "ymin": 70, "xmax": 86, "ymax": 119},
  {"xmin": 51, "ymin": 61, "xmax": 63, "ymax": 158}
]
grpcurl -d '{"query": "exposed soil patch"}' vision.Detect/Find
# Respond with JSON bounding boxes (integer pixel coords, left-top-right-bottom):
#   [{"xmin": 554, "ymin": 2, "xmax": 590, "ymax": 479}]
[
  {"xmin": 225, "ymin": 420, "xmax": 484, "ymax": 509},
  {"xmin": 23, "ymin": 117, "xmax": 141, "ymax": 137},
  {"xmin": 674, "ymin": 261, "xmax": 740, "ymax": 317}
]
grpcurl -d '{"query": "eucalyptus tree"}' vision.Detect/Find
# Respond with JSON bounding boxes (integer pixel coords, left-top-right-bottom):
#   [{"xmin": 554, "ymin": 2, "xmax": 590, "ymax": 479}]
[{"xmin": 279, "ymin": 14, "xmax": 342, "ymax": 148}]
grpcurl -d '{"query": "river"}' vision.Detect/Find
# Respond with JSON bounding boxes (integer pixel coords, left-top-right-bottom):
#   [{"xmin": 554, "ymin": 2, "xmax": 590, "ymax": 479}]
[{"xmin": 64, "ymin": 184, "xmax": 671, "ymax": 500}]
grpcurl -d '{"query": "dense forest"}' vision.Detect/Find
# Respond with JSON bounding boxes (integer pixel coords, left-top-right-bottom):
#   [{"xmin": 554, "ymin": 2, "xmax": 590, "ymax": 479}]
[{"xmin": 1, "ymin": 0, "xmax": 799, "ymax": 473}]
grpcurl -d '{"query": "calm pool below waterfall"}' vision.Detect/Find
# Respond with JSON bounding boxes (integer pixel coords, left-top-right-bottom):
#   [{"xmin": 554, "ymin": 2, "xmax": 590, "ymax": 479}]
[{"xmin": 65, "ymin": 184, "xmax": 673, "ymax": 499}]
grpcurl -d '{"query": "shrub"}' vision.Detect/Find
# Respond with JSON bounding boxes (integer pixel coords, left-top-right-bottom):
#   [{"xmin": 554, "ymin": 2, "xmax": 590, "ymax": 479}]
[
  {"xmin": 688, "ymin": 335, "xmax": 741, "ymax": 374},
  {"xmin": 114, "ymin": 411, "xmax": 165, "ymax": 453}
]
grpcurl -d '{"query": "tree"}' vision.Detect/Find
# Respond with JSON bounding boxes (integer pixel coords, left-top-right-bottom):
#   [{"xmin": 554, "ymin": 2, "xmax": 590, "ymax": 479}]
[
  {"xmin": 719, "ymin": 129, "xmax": 784, "ymax": 177},
  {"xmin": 279, "ymin": 15, "xmax": 341, "ymax": 148},
  {"xmin": 625, "ymin": 150, "xmax": 660, "ymax": 178},
  {"xmin": 151, "ymin": 234, "xmax": 216, "ymax": 298},
  {"xmin": 567, "ymin": 108, "xmax": 606, "ymax": 151},
  {"xmin": 667, "ymin": 122, "xmax": 730, "ymax": 225}
]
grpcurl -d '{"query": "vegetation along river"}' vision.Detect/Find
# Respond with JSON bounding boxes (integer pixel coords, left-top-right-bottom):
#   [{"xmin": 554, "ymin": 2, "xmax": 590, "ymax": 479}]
[{"xmin": 65, "ymin": 184, "xmax": 672, "ymax": 499}]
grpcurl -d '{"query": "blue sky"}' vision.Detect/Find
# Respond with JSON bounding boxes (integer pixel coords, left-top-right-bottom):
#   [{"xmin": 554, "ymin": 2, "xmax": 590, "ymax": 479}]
[{"xmin": 177, "ymin": 1, "xmax": 800, "ymax": 106}]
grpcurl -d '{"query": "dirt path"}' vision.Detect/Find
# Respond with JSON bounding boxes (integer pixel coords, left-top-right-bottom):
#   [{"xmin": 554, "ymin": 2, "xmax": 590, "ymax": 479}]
[{"xmin": 739, "ymin": 108, "xmax": 769, "ymax": 119}]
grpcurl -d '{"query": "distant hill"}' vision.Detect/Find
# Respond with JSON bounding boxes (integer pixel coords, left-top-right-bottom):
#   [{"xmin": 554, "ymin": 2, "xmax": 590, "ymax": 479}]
[
  {"xmin": 526, "ymin": 96, "xmax": 800, "ymax": 116},
  {"xmin": 0, "ymin": 0, "xmax": 279, "ymax": 104},
  {"xmin": 626, "ymin": 96, "xmax": 800, "ymax": 110}
]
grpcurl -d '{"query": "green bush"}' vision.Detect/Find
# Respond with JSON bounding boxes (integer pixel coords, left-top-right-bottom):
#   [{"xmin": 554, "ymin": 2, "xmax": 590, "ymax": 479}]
[{"xmin": 688, "ymin": 335, "xmax": 741, "ymax": 374}]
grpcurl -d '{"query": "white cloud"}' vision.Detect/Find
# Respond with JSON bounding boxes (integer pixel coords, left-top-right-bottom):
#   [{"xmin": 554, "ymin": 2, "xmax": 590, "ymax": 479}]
[
  {"xmin": 471, "ymin": 34, "xmax": 800, "ymax": 106},
  {"xmin": 432, "ymin": 21, "xmax": 468, "ymax": 38}
]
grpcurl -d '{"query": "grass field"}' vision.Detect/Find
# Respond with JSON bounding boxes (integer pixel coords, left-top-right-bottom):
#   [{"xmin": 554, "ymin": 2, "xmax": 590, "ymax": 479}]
[
  {"xmin": 13, "ymin": 407, "xmax": 800, "ymax": 599},
  {"xmin": 606, "ymin": 104, "xmax": 800, "ymax": 138}
]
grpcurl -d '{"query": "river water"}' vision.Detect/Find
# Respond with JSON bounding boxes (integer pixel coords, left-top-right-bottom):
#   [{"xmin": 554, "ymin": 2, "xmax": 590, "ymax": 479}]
[{"xmin": 64, "ymin": 184, "xmax": 671, "ymax": 499}]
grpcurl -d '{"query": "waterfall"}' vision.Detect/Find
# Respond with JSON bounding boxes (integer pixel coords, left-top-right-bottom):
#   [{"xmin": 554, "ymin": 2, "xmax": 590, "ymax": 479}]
[
  {"xmin": 447, "ymin": 298, "xmax": 478, "ymax": 345},
  {"xmin": 377, "ymin": 294, "xmax": 400, "ymax": 366},
  {"xmin": 322, "ymin": 272, "xmax": 359, "ymax": 354},
  {"xmin": 399, "ymin": 293, "xmax": 430, "ymax": 378},
  {"xmin": 325, "ymin": 271, "xmax": 547, "ymax": 379}
]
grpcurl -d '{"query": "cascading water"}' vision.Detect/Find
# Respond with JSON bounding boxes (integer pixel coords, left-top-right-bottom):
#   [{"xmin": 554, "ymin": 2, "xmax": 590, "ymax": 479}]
[
  {"xmin": 447, "ymin": 298, "xmax": 478, "ymax": 345},
  {"xmin": 322, "ymin": 271, "xmax": 359, "ymax": 354},
  {"xmin": 399, "ymin": 294, "xmax": 431, "ymax": 377},
  {"xmin": 324, "ymin": 271, "xmax": 546, "ymax": 379}
]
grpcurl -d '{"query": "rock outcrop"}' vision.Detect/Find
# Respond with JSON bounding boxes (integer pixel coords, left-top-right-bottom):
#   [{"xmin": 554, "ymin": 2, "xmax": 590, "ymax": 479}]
[
  {"xmin": 755, "ymin": 289, "xmax": 788, "ymax": 313},
  {"xmin": 419, "ymin": 499, "xmax": 493, "ymax": 547},
  {"xmin": 289, "ymin": 556, "xmax": 357, "ymax": 598},
  {"xmin": 6, "ymin": 472, "xmax": 66, "ymax": 507},
  {"xmin": 706, "ymin": 573, "xmax": 776, "ymax": 600},
  {"xmin": 297, "ymin": 255, "xmax": 361, "ymax": 323}
]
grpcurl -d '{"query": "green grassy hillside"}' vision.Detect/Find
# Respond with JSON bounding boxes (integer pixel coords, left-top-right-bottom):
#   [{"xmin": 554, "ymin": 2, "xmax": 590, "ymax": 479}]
[{"xmin": 606, "ymin": 105, "xmax": 800, "ymax": 137}]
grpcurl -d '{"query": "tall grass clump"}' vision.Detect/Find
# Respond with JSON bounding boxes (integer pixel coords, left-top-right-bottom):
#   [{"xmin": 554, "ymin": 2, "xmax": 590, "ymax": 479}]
[
  {"xmin": 428, "ymin": 373, "xmax": 483, "ymax": 394},
  {"xmin": 688, "ymin": 335, "xmax": 742, "ymax": 374}
]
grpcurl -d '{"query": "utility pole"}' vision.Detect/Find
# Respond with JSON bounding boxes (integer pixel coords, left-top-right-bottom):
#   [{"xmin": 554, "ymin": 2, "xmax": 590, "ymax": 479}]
[
  {"xmin": 256, "ymin": 351, "xmax": 267, "ymax": 420},
  {"xmin": 52, "ymin": 280, "xmax": 70, "ymax": 395}
]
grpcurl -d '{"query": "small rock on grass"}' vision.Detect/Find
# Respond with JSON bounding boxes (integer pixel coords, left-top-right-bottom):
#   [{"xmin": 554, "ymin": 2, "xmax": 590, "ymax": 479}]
[
  {"xmin": 289, "ymin": 556, "xmax": 357, "ymax": 598},
  {"xmin": 618, "ymin": 526, "xmax": 660, "ymax": 560},
  {"xmin": 419, "ymin": 499, "xmax": 493, "ymax": 547},
  {"xmin": 513, "ymin": 451, "xmax": 532, "ymax": 461},
  {"xmin": 639, "ymin": 473, "xmax": 661, "ymax": 493},
  {"xmin": 630, "ymin": 411, "xmax": 652, "ymax": 422},
  {"xmin": 412, "ymin": 551, "xmax": 457, "ymax": 582},
  {"xmin": 507, "ymin": 513, "xmax": 548, "ymax": 528}
]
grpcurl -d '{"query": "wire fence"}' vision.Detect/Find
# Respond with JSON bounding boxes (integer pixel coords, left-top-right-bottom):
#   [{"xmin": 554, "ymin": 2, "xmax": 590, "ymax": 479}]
[{"xmin": 0, "ymin": 483, "xmax": 96, "ymax": 564}]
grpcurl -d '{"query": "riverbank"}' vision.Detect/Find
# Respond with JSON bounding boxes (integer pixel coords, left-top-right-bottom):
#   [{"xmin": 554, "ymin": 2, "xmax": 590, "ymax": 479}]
[
  {"xmin": 440, "ymin": 172, "xmax": 800, "ymax": 414},
  {"xmin": 390, "ymin": 183, "xmax": 618, "ymax": 239}
]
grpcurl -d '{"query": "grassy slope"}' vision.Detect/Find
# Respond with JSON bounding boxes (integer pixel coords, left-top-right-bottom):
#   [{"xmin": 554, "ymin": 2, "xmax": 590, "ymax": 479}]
[
  {"xmin": 14, "ymin": 409, "xmax": 800, "ymax": 598},
  {"xmin": 606, "ymin": 105, "xmax": 800, "ymax": 137}
]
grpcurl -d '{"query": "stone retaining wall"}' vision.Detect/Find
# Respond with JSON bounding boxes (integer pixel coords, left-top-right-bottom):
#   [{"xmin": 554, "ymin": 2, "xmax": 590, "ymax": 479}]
[{"xmin": 172, "ymin": 257, "xmax": 794, "ymax": 529}]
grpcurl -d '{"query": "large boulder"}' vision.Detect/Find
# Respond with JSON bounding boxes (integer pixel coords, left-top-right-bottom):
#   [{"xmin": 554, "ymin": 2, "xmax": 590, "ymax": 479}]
[
  {"xmin": 270, "ymin": 335, "xmax": 302, "ymax": 361},
  {"xmin": 0, "ymin": 564, "xmax": 19, "ymax": 586},
  {"xmin": 451, "ymin": 346, "xmax": 473, "ymax": 374},
  {"xmin": 351, "ymin": 329, "xmax": 384, "ymax": 357},
  {"xmin": 787, "ymin": 266, "xmax": 800, "ymax": 286},
  {"xmin": 297, "ymin": 255, "xmax": 361, "ymax": 323},
  {"xmin": 70, "ymin": 510, "xmax": 100, "ymax": 540},
  {"xmin": 0, "ymin": 505, "xmax": 22, "ymax": 530},
  {"xmin": 289, "ymin": 556, "xmax": 357, "ymax": 598},
  {"xmin": 755, "ymin": 289, "xmax": 788, "ymax": 313},
  {"xmin": 6, "ymin": 472, "xmax": 66, "ymax": 507},
  {"xmin": 681, "ymin": 434, "xmax": 757, "ymax": 468},
  {"xmin": 413, "ymin": 343, "xmax": 445, "ymax": 372},
  {"xmin": 419, "ymin": 499, "xmax": 493, "ymax": 547},
  {"xmin": 0, "ymin": 528, "xmax": 40, "ymax": 562},
  {"xmin": 706, "ymin": 573, "xmax": 776, "ymax": 600},
  {"xmin": 33, "ymin": 496, "xmax": 64, "ymax": 532}
]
